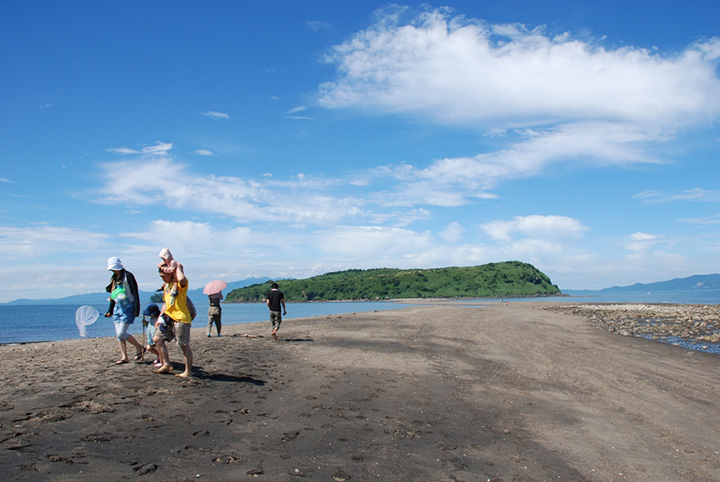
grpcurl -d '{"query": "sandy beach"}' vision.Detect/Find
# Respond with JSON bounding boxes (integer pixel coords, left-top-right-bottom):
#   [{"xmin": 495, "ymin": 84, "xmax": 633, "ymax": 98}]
[{"xmin": 1, "ymin": 301, "xmax": 719, "ymax": 481}]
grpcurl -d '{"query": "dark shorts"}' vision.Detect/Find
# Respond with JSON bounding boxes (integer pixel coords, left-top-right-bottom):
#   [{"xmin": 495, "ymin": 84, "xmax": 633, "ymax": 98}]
[{"xmin": 154, "ymin": 323, "xmax": 174, "ymax": 343}]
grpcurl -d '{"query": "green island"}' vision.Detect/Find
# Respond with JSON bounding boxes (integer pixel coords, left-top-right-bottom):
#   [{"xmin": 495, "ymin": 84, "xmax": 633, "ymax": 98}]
[{"xmin": 225, "ymin": 261, "xmax": 561, "ymax": 302}]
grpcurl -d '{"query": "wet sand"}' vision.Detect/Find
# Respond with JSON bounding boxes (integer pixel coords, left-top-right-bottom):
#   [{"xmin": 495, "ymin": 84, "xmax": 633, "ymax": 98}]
[{"xmin": 1, "ymin": 302, "xmax": 719, "ymax": 481}]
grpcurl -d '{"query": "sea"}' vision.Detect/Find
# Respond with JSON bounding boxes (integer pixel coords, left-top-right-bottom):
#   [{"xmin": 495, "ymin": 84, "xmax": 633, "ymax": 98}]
[
  {"xmin": 1, "ymin": 289, "xmax": 719, "ymax": 346},
  {"xmin": 0, "ymin": 300, "xmax": 415, "ymax": 345}
]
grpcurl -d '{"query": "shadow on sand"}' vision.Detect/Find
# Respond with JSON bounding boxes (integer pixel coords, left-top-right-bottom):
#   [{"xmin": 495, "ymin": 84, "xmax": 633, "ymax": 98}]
[{"xmin": 194, "ymin": 371, "xmax": 266, "ymax": 385}]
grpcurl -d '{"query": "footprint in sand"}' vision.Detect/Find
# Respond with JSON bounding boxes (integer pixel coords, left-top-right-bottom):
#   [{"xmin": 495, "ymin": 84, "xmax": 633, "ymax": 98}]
[{"xmin": 332, "ymin": 470, "xmax": 352, "ymax": 481}]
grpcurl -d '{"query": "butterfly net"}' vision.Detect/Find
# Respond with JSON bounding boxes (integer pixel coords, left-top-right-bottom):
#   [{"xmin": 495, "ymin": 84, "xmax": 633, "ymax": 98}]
[{"xmin": 75, "ymin": 305, "xmax": 99, "ymax": 337}]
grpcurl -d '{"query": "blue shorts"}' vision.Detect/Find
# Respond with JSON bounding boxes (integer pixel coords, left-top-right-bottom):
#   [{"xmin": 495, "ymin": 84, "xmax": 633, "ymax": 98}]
[{"xmin": 112, "ymin": 299, "xmax": 136, "ymax": 326}]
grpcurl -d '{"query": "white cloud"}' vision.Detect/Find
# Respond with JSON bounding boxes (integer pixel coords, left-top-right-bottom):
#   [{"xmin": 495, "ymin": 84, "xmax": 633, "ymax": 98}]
[
  {"xmin": 439, "ymin": 221, "xmax": 464, "ymax": 242},
  {"xmin": 195, "ymin": 149, "xmax": 214, "ymax": 156},
  {"xmin": 319, "ymin": 8, "xmax": 720, "ymax": 128},
  {"xmin": 635, "ymin": 188, "xmax": 720, "ymax": 203},
  {"xmin": 107, "ymin": 147, "xmax": 139, "ymax": 155},
  {"xmin": 202, "ymin": 111, "xmax": 230, "ymax": 120},
  {"xmin": 0, "ymin": 219, "xmax": 305, "ymax": 301},
  {"xmin": 94, "ymin": 156, "xmax": 371, "ymax": 224},
  {"xmin": 0, "ymin": 225, "xmax": 109, "ymax": 261},
  {"xmin": 285, "ymin": 106, "xmax": 313, "ymax": 119},
  {"xmin": 0, "ymin": 225, "xmax": 121, "ymax": 301},
  {"xmin": 482, "ymin": 215, "xmax": 588, "ymax": 242},
  {"xmin": 312, "ymin": 7, "xmax": 720, "ymax": 203},
  {"xmin": 107, "ymin": 142, "xmax": 173, "ymax": 156},
  {"xmin": 286, "ymin": 105, "xmax": 308, "ymax": 115},
  {"xmin": 317, "ymin": 7, "xmax": 720, "ymax": 196},
  {"xmin": 625, "ymin": 232, "xmax": 664, "ymax": 256},
  {"xmin": 630, "ymin": 232, "xmax": 657, "ymax": 241},
  {"xmin": 679, "ymin": 214, "xmax": 720, "ymax": 225},
  {"xmin": 148, "ymin": 220, "xmax": 215, "ymax": 249},
  {"xmin": 142, "ymin": 142, "xmax": 173, "ymax": 155},
  {"xmin": 315, "ymin": 225, "xmax": 434, "ymax": 259}
]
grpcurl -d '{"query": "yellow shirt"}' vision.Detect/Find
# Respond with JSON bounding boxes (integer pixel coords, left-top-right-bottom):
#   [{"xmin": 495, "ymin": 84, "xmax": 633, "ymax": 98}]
[{"xmin": 164, "ymin": 282, "xmax": 191, "ymax": 324}]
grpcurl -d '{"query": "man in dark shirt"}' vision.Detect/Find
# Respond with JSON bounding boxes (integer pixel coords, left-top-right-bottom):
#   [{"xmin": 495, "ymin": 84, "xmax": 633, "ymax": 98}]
[{"xmin": 266, "ymin": 282, "xmax": 287, "ymax": 341}]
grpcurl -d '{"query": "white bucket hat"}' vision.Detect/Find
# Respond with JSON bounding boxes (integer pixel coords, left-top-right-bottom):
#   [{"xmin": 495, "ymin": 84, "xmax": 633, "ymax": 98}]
[{"xmin": 107, "ymin": 256, "xmax": 125, "ymax": 271}]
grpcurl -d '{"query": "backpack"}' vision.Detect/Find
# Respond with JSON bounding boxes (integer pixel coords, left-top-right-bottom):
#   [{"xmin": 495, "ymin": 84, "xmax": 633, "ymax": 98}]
[{"xmin": 186, "ymin": 297, "xmax": 197, "ymax": 321}]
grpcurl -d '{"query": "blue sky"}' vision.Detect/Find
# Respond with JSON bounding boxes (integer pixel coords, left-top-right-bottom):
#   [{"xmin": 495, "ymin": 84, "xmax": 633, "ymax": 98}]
[{"xmin": 1, "ymin": 1, "xmax": 719, "ymax": 302}]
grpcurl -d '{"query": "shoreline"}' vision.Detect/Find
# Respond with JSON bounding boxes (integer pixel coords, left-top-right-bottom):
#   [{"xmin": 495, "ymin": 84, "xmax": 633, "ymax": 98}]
[{"xmin": 3, "ymin": 300, "xmax": 720, "ymax": 354}]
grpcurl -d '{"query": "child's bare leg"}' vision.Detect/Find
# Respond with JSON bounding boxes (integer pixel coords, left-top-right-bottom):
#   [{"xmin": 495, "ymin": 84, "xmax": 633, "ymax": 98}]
[{"xmin": 152, "ymin": 337, "xmax": 172, "ymax": 373}]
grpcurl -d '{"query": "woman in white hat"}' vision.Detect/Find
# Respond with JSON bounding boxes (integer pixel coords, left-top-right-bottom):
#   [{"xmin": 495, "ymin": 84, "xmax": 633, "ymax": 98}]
[{"xmin": 105, "ymin": 256, "xmax": 144, "ymax": 364}]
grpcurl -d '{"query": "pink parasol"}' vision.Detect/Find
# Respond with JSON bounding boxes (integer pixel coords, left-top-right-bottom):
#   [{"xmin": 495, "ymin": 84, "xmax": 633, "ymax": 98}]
[{"xmin": 203, "ymin": 280, "xmax": 227, "ymax": 295}]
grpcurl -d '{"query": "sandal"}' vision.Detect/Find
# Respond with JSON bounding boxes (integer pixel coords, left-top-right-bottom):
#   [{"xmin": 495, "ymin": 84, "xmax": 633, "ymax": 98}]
[
  {"xmin": 115, "ymin": 359, "xmax": 129, "ymax": 365},
  {"xmin": 132, "ymin": 350, "xmax": 144, "ymax": 361}
]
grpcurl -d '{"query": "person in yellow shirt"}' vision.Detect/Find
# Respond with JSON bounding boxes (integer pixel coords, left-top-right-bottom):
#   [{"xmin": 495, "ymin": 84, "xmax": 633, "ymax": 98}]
[{"xmin": 153, "ymin": 262, "xmax": 193, "ymax": 378}]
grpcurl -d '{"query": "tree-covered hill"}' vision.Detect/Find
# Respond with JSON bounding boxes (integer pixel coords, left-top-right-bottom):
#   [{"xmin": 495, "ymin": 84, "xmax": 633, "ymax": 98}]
[{"xmin": 225, "ymin": 261, "xmax": 560, "ymax": 302}]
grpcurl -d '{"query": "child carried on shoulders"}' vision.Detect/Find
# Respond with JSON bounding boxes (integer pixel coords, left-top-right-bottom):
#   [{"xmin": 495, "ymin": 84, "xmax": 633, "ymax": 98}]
[{"xmin": 158, "ymin": 247, "xmax": 182, "ymax": 305}]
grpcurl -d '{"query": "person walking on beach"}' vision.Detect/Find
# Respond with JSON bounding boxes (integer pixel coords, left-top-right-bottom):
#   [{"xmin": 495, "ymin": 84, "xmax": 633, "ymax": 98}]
[
  {"xmin": 142, "ymin": 303, "xmax": 163, "ymax": 367},
  {"xmin": 207, "ymin": 291, "xmax": 223, "ymax": 337},
  {"xmin": 104, "ymin": 257, "xmax": 144, "ymax": 365},
  {"xmin": 153, "ymin": 262, "xmax": 194, "ymax": 377},
  {"xmin": 152, "ymin": 306, "xmax": 174, "ymax": 372},
  {"xmin": 266, "ymin": 282, "xmax": 287, "ymax": 341}
]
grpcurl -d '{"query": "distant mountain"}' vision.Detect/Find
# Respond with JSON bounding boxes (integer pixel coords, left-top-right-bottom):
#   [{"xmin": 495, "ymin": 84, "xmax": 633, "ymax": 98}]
[
  {"xmin": 2, "ymin": 277, "xmax": 271, "ymax": 306},
  {"xmin": 563, "ymin": 274, "xmax": 720, "ymax": 295},
  {"xmin": 226, "ymin": 262, "xmax": 560, "ymax": 302},
  {"xmin": 8, "ymin": 273, "xmax": 719, "ymax": 305}
]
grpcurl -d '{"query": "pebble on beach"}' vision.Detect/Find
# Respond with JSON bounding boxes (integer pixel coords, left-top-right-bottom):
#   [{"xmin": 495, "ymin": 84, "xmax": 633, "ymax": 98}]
[{"xmin": 545, "ymin": 303, "xmax": 720, "ymax": 349}]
